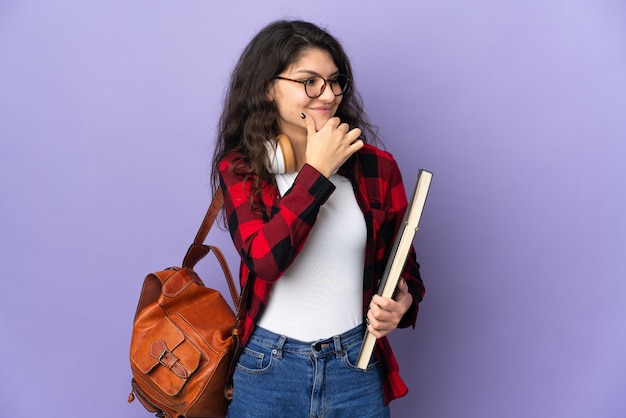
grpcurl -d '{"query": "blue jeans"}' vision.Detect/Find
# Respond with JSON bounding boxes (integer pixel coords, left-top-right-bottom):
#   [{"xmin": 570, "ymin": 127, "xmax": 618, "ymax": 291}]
[{"xmin": 227, "ymin": 324, "xmax": 390, "ymax": 418}]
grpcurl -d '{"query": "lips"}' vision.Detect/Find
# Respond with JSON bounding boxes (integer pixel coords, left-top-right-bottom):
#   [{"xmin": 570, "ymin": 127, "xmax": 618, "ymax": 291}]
[{"xmin": 308, "ymin": 106, "xmax": 334, "ymax": 115}]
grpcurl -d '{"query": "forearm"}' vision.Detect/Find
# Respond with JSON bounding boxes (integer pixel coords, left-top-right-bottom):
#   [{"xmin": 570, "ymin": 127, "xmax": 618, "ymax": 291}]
[{"xmin": 220, "ymin": 162, "xmax": 335, "ymax": 282}]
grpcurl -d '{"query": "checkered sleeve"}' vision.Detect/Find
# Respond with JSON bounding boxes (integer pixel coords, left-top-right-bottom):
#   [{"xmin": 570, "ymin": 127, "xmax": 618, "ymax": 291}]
[
  {"xmin": 361, "ymin": 148, "xmax": 425, "ymax": 328},
  {"xmin": 358, "ymin": 146, "xmax": 426, "ymax": 404},
  {"xmin": 218, "ymin": 156, "xmax": 336, "ymax": 283}
]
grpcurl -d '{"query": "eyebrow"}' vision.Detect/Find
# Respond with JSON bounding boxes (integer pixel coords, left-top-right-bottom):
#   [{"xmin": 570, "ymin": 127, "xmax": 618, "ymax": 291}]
[{"xmin": 291, "ymin": 69, "xmax": 340, "ymax": 78}]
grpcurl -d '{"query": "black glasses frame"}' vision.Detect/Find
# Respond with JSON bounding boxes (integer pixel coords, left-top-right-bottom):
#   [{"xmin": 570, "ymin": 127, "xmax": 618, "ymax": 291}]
[{"xmin": 273, "ymin": 75, "xmax": 350, "ymax": 99}]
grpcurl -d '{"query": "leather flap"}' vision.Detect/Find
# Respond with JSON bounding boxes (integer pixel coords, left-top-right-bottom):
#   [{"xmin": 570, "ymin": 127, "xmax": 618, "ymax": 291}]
[{"xmin": 130, "ymin": 318, "xmax": 202, "ymax": 396}]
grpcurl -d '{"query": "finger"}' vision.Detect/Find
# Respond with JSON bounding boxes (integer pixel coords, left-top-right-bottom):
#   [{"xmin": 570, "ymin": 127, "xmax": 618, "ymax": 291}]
[
  {"xmin": 372, "ymin": 295, "xmax": 405, "ymax": 323},
  {"xmin": 398, "ymin": 278, "xmax": 408, "ymax": 294},
  {"xmin": 324, "ymin": 116, "xmax": 341, "ymax": 128},
  {"xmin": 301, "ymin": 112, "xmax": 317, "ymax": 137},
  {"xmin": 367, "ymin": 310, "xmax": 383, "ymax": 332},
  {"xmin": 371, "ymin": 294, "xmax": 390, "ymax": 310},
  {"xmin": 370, "ymin": 310, "xmax": 391, "ymax": 325},
  {"xmin": 367, "ymin": 312, "xmax": 394, "ymax": 338},
  {"xmin": 369, "ymin": 296, "xmax": 381, "ymax": 313},
  {"xmin": 350, "ymin": 138, "xmax": 365, "ymax": 152},
  {"xmin": 370, "ymin": 299, "xmax": 395, "ymax": 324},
  {"xmin": 345, "ymin": 127, "xmax": 362, "ymax": 143}
]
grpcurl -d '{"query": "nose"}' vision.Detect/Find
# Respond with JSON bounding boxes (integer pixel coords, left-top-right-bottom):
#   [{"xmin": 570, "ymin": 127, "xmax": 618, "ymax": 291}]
[{"xmin": 317, "ymin": 81, "xmax": 336, "ymax": 102}]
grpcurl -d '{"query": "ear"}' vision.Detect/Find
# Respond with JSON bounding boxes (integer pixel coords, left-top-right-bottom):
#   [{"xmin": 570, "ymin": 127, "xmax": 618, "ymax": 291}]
[{"xmin": 266, "ymin": 81, "xmax": 276, "ymax": 102}]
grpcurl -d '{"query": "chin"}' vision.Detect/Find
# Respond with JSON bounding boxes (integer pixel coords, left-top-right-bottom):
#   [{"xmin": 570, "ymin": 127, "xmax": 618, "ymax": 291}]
[{"xmin": 313, "ymin": 115, "xmax": 335, "ymax": 131}]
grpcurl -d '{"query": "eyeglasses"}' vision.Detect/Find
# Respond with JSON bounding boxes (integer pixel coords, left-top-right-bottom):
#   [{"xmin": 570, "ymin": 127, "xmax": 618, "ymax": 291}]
[{"xmin": 273, "ymin": 74, "xmax": 350, "ymax": 99}]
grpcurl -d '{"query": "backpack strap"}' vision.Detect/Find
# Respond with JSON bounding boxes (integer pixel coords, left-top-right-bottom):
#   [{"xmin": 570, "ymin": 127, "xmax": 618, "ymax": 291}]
[
  {"xmin": 181, "ymin": 187, "xmax": 251, "ymax": 315},
  {"xmin": 182, "ymin": 187, "xmax": 224, "ymax": 269}
]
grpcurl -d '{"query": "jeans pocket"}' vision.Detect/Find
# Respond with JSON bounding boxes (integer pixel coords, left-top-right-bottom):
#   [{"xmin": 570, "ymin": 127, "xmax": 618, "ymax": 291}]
[
  {"xmin": 342, "ymin": 341, "xmax": 381, "ymax": 372},
  {"xmin": 236, "ymin": 345, "xmax": 275, "ymax": 374}
]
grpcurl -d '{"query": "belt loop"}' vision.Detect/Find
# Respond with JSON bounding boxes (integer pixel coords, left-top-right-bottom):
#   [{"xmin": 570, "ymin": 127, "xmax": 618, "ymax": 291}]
[
  {"xmin": 274, "ymin": 335, "xmax": 287, "ymax": 359},
  {"xmin": 333, "ymin": 335, "xmax": 343, "ymax": 358}
]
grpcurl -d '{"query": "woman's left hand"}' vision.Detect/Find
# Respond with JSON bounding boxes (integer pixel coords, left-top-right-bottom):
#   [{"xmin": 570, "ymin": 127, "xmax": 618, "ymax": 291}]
[{"xmin": 366, "ymin": 278, "xmax": 413, "ymax": 339}]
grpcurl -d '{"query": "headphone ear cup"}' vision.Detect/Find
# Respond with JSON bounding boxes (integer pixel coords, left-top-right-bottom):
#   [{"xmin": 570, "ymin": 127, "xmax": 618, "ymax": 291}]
[
  {"xmin": 276, "ymin": 134, "xmax": 296, "ymax": 173},
  {"xmin": 265, "ymin": 135, "xmax": 296, "ymax": 174}
]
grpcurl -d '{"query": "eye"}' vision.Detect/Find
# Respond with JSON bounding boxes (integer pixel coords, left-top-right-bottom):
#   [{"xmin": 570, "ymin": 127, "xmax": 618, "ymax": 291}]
[
  {"xmin": 303, "ymin": 78, "xmax": 317, "ymax": 85},
  {"xmin": 330, "ymin": 75, "xmax": 348, "ymax": 89}
]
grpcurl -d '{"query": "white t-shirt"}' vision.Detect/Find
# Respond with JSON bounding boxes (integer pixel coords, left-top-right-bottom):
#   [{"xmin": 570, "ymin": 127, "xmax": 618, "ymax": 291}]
[{"xmin": 257, "ymin": 172, "xmax": 367, "ymax": 342}]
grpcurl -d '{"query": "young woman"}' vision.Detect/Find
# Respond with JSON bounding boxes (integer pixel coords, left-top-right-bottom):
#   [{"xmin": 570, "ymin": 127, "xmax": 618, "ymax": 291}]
[{"xmin": 211, "ymin": 20, "xmax": 425, "ymax": 417}]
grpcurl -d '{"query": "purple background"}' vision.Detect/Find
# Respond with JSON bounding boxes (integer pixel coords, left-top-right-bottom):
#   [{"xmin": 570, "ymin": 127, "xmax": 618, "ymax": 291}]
[{"xmin": 1, "ymin": 1, "xmax": 625, "ymax": 417}]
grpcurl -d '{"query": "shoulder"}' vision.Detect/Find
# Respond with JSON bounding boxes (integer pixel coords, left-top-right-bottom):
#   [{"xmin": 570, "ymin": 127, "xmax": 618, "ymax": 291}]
[
  {"xmin": 217, "ymin": 152, "xmax": 260, "ymax": 198},
  {"xmin": 353, "ymin": 144, "xmax": 408, "ymax": 208},
  {"xmin": 356, "ymin": 144, "xmax": 401, "ymax": 177},
  {"xmin": 218, "ymin": 151, "xmax": 245, "ymax": 172},
  {"xmin": 359, "ymin": 143, "xmax": 394, "ymax": 159},
  {"xmin": 217, "ymin": 151, "xmax": 257, "ymax": 186}
]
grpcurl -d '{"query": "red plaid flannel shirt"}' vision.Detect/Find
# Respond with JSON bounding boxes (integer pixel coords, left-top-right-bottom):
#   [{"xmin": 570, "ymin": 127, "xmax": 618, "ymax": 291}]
[{"xmin": 218, "ymin": 144, "xmax": 425, "ymax": 404}]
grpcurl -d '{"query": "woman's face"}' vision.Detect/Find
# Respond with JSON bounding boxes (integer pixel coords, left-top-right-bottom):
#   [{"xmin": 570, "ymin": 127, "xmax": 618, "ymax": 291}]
[{"xmin": 268, "ymin": 48, "xmax": 343, "ymax": 143}]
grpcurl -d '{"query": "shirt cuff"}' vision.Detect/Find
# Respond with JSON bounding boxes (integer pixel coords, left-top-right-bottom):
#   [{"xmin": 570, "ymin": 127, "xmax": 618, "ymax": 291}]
[{"xmin": 295, "ymin": 163, "xmax": 336, "ymax": 205}]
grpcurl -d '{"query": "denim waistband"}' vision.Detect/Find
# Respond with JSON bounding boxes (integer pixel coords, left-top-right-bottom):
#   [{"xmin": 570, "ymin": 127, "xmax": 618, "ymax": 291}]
[{"xmin": 249, "ymin": 324, "xmax": 366, "ymax": 358}]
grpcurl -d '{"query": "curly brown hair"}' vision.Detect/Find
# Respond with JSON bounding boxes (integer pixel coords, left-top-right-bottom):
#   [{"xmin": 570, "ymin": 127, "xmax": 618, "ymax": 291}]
[{"xmin": 211, "ymin": 20, "xmax": 379, "ymax": 213}]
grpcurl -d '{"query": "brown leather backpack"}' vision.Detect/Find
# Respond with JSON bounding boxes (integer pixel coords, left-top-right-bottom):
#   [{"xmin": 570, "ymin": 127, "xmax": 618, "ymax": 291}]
[{"xmin": 129, "ymin": 190, "xmax": 249, "ymax": 417}]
